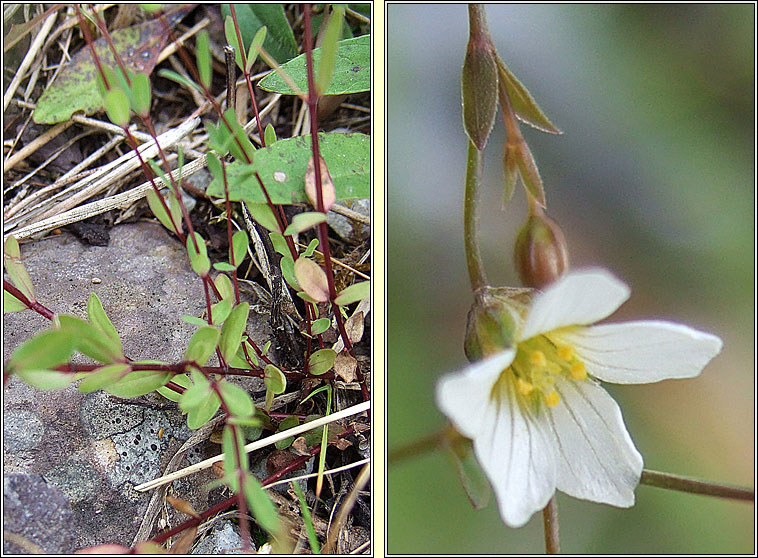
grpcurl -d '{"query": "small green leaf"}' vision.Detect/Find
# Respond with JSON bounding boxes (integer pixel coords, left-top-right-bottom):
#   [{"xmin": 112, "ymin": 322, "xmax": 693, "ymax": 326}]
[
  {"xmin": 197, "ymin": 30, "xmax": 212, "ymax": 89},
  {"xmin": 78, "ymin": 363, "xmax": 130, "ymax": 393},
  {"xmin": 104, "ymin": 88, "xmax": 131, "ymax": 127},
  {"xmin": 146, "ymin": 188, "xmax": 180, "ymax": 234},
  {"xmin": 105, "ymin": 368, "xmax": 171, "ymax": 398},
  {"xmin": 131, "ymin": 72, "xmax": 152, "ymax": 116},
  {"xmin": 316, "ymin": 5, "xmax": 345, "ymax": 95},
  {"xmin": 263, "ymin": 122, "xmax": 276, "ymax": 146},
  {"xmin": 184, "ymin": 326, "xmax": 220, "ymax": 365},
  {"xmin": 211, "ymin": 298, "xmax": 233, "ymax": 324},
  {"xmin": 243, "ymin": 473, "xmax": 281, "ymax": 534},
  {"xmin": 87, "ymin": 293, "xmax": 122, "ymax": 354},
  {"xmin": 308, "ymin": 348, "xmax": 336, "ymax": 375},
  {"xmin": 247, "ymin": 25, "xmax": 267, "ymax": 72},
  {"xmin": 9, "ymin": 329, "xmax": 74, "ymax": 372},
  {"xmin": 213, "ymin": 262, "xmax": 237, "ymax": 272},
  {"xmin": 186, "ymin": 391, "xmax": 221, "ymax": 429},
  {"xmin": 158, "ymin": 69, "xmax": 203, "ymax": 93},
  {"xmin": 17, "ymin": 368, "xmax": 74, "ymax": 390},
  {"xmin": 4, "ymin": 235, "xmax": 36, "ymax": 301},
  {"xmin": 497, "ymin": 57, "xmax": 561, "ymax": 135},
  {"xmin": 221, "ymin": 108, "xmax": 255, "ymax": 163},
  {"xmin": 186, "ymin": 232, "xmax": 210, "ymax": 276},
  {"xmin": 259, "ymin": 35, "xmax": 369, "ymax": 95},
  {"xmin": 4, "ymin": 290, "xmax": 28, "ymax": 313},
  {"xmin": 274, "ymin": 416, "xmax": 300, "ymax": 449},
  {"xmin": 222, "ymin": 424, "xmax": 249, "ymax": 486},
  {"xmin": 219, "ymin": 302, "xmax": 249, "ymax": 363},
  {"xmin": 57, "ymin": 315, "xmax": 122, "ymax": 363},
  {"xmin": 334, "ymin": 280, "xmax": 370, "ymax": 306},
  {"xmin": 218, "ymin": 380, "xmax": 255, "ymax": 418},
  {"xmin": 179, "ymin": 371, "xmax": 211, "ymax": 410},
  {"xmin": 310, "ymin": 318, "xmax": 331, "ymax": 336},
  {"xmin": 215, "ymin": 273, "xmax": 235, "ymax": 301},
  {"xmin": 231, "ymin": 230, "xmax": 249, "ymax": 267},
  {"xmin": 157, "ymin": 373, "xmax": 191, "ymax": 402},
  {"xmin": 246, "ymin": 202, "xmax": 280, "ymax": 233},
  {"xmin": 280, "ymin": 255, "xmax": 299, "ymax": 291},
  {"xmin": 283, "ymin": 212, "xmax": 327, "ymax": 236},
  {"xmin": 264, "ymin": 364, "xmax": 286, "ymax": 394},
  {"xmin": 293, "ymin": 257, "xmax": 329, "ymax": 302},
  {"xmin": 303, "ymin": 238, "xmax": 319, "ymax": 258},
  {"xmin": 224, "ymin": 15, "xmax": 245, "ymax": 71},
  {"xmin": 182, "ymin": 315, "xmax": 209, "ymax": 327},
  {"xmin": 268, "ymin": 232, "xmax": 289, "ymax": 257}
]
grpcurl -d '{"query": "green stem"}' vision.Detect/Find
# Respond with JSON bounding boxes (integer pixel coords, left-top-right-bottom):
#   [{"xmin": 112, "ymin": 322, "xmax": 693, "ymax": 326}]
[
  {"xmin": 640, "ymin": 469, "xmax": 754, "ymax": 502},
  {"xmin": 464, "ymin": 140, "xmax": 488, "ymax": 291},
  {"xmin": 388, "ymin": 429, "xmax": 446, "ymax": 465}
]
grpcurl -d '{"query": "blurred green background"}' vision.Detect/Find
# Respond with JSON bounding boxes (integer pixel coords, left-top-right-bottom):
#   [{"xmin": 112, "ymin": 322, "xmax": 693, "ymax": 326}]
[{"xmin": 387, "ymin": 4, "xmax": 754, "ymax": 554}]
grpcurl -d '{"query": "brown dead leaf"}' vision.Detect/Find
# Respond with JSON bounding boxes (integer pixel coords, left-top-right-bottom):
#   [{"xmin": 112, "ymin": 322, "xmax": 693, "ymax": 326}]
[
  {"xmin": 166, "ymin": 495, "xmax": 200, "ymax": 519},
  {"xmin": 334, "ymin": 350, "xmax": 357, "ymax": 383},
  {"xmin": 168, "ymin": 526, "xmax": 198, "ymax": 554},
  {"xmin": 291, "ymin": 436, "xmax": 310, "ymax": 456},
  {"xmin": 345, "ymin": 311, "xmax": 364, "ymax": 344}
]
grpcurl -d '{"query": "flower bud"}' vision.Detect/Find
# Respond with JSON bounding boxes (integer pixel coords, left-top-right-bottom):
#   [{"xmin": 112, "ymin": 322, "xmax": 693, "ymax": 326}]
[
  {"xmin": 464, "ymin": 286, "xmax": 532, "ymax": 362},
  {"xmin": 514, "ymin": 210, "xmax": 569, "ymax": 290}
]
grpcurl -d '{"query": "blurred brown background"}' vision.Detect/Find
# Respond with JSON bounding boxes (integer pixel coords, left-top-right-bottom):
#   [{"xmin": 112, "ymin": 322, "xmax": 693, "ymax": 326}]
[{"xmin": 387, "ymin": 4, "xmax": 754, "ymax": 554}]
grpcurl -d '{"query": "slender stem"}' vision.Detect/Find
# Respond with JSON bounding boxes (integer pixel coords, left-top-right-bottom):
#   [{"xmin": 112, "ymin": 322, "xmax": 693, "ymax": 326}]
[
  {"xmin": 464, "ymin": 140, "xmax": 487, "ymax": 291},
  {"xmin": 542, "ymin": 496, "xmax": 560, "ymax": 554},
  {"xmin": 388, "ymin": 429, "xmax": 446, "ymax": 465},
  {"xmin": 3, "ymin": 280, "xmax": 54, "ymax": 320},
  {"xmin": 640, "ymin": 469, "xmax": 754, "ymax": 502}
]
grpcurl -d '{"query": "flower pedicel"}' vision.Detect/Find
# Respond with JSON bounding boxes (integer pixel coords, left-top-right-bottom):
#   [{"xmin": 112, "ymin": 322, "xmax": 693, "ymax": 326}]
[{"xmin": 436, "ymin": 268, "xmax": 722, "ymax": 528}]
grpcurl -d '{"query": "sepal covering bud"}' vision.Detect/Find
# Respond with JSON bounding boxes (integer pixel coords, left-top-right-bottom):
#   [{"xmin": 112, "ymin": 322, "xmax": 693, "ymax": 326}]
[
  {"xmin": 464, "ymin": 286, "xmax": 533, "ymax": 362},
  {"xmin": 514, "ymin": 210, "xmax": 569, "ymax": 289}
]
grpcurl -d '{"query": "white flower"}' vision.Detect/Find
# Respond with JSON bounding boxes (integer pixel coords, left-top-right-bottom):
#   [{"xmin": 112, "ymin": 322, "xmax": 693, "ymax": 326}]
[{"xmin": 436, "ymin": 268, "xmax": 723, "ymax": 528}]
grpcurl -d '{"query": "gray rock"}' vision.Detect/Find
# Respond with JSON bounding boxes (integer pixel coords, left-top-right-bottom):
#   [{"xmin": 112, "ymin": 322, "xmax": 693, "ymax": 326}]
[
  {"xmin": 192, "ymin": 520, "xmax": 246, "ymax": 554},
  {"xmin": 3, "ymin": 473, "xmax": 75, "ymax": 554},
  {"xmin": 3, "ymin": 222, "xmax": 272, "ymax": 551},
  {"xmin": 327, "ymin": 198, "xmax": 370, "ymax": 243},
  {"xmin": 3, "ymin": 410, "xmax": 45, "ymax": 453}
]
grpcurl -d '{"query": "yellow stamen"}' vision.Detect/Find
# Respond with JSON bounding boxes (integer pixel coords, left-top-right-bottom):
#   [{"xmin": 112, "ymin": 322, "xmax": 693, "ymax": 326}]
[
  {"xmin": 544, "ymin": 391, "xmax": 560, "ymax": 407},
  {"xmin": 530, "ymin": 350, "xmax": 547, "ymax": 367},
  {"xmin": 570, "ymin": 362, "xmax": 587, "ymax": 380},
  {"xmin": 517, "ymin": 378, "xmax": 534, "ymax": 396},
  {"xmin": 558, "ymin": 345, "xmax": 574, "ymax": 361}
]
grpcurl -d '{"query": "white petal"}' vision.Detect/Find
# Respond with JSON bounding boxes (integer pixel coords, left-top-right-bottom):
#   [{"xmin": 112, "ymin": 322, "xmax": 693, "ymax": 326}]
[
  {"xmin": 520, "ymin": 269, "xmax": 630, "ymax": 341},
  {"xmin": 555, "ymin": 320, "xmax": 723, "ymax": 384},
  {"xmin": 435, "ymin": 350, "xmax": 515, "ymax": 439},
  {"xmin": 547, "ymin": 377, "xmax": 643, "ymax": 507},
  {"xmin": 473, "ymin": 377, "xmax": 556, "ymax": 528}
]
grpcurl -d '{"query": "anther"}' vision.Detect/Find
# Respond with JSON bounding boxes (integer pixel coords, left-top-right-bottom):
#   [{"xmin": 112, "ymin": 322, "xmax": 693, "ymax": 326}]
[
  {"xmin": 570, "ymin": 362, "xmax": 587, "ymax": 380},
  {"xmin": 530, "ymin": 350, "xmax": 547, "ymax": 367},
  {"xmin": 544, "ymin": 391, "xmax": 560, "ymax": 407}
]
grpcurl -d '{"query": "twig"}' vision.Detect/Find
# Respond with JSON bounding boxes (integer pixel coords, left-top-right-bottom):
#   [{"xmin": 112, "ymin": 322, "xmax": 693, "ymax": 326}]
[
  {"xmin": 134, "ymin": 401, "xmax": 370, "ymax": 492},
  {"xmin": 3, "ymin": 121, "xmax": 73, "ymax": 173},
  {"xmin": 323, "ymin": 463, "xmax": 370, "ymax": 553},
  {"xmin": 3, "ymin": 10, "xmax": 57, "ymax": 111}
]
